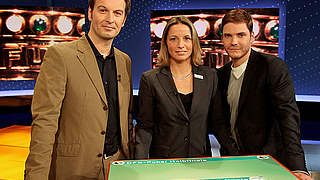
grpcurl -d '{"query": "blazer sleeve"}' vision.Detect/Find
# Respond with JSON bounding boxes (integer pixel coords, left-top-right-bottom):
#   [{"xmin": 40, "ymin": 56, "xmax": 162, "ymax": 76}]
[
  {"xmin": 134, "ymin": 73, "xmax": 154, "ymax": 159},
  {"xmin": 264, "ymin": 58, "xmax": 307, "ymax": 171},
  {"xmin": 209, "ymin": 70, "xmax": 240, "ymax": 156},
  {"xmin": 25, "ymin": 45, "xmax": 67, "ymax": 179}
]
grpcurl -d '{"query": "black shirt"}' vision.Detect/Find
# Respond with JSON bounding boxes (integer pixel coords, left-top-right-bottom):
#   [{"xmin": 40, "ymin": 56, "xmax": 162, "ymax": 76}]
[
  {"xmin": 179, "ymin": 92, "xmax": 193, "ymax": 116},
  {"xmin": 86, "ymin": 34, "xmax": 121, "ymax": 156}
]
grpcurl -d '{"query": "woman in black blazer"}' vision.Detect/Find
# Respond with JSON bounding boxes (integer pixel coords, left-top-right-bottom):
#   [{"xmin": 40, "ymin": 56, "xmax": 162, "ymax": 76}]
[{"xmin": 135, "ymin": 16, "xmax": 238, "ymax": 159}]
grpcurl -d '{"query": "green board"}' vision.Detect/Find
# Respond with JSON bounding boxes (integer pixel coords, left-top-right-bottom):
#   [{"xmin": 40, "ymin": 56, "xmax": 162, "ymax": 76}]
[{"xmin": 107, "ymin": 155, "xmax": 298, "ymax": 180}]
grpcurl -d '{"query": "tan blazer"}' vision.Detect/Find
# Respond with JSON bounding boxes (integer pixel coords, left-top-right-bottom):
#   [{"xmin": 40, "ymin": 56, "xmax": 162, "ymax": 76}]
[{"xmin": 24, "ymin": 36, "xmax": 134, "ymax": 179}]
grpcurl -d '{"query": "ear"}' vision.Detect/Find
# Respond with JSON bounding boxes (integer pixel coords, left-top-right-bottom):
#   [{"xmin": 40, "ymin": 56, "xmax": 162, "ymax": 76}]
[
  {"xmin": 88, "ymin": 7, "xmax": 92, "ymax": 22},
  {"xmin": 121, "ymin": 15, "xmax": 127, "ymax": 27},
  {"xmin": 250, "ymin": 31, "xmax": 255, "ymax": 43}
]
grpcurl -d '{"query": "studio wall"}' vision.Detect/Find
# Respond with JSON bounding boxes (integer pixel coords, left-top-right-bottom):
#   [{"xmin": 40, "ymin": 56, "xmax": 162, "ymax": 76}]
[{"xmin": 0, "ymin": 0, "xmax": 320, "ymax": 99}]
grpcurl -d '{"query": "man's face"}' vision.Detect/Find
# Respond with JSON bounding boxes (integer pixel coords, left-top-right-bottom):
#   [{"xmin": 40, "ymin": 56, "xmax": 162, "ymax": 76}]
[
  {"xmin": 88, "ymin": 0, "xmax": 126, "ymax": 41},
  {"xmin": 222, "ymin": 22, "xmax": 254, "ymax": 61}
]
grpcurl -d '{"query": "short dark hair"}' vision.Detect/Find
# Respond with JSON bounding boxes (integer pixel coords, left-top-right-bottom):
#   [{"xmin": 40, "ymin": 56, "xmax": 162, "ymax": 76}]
[
  {"xmin": 221, "ymin": 9, "xmax": 253, "ymax": 33},
  {"xmin": 88, "ymin": 0, "xmax": 131, "ymax": 16}
]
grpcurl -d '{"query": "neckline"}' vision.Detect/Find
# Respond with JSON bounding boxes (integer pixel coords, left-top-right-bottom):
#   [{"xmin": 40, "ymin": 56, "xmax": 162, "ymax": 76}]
[{"xmin": 172, "ymin": 71, "xmax": 192, "ymax": 79}]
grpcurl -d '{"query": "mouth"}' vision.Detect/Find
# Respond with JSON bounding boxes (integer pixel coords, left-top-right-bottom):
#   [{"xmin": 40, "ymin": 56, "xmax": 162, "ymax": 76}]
[
  {"xmin": 102, "ymin": 25, "xmax": 116, "ymax": 30},
  {"xmin": 175, "ymin": 51, "xmax": 187, "ymax": 54},
  {"xmin": 228, "ymin": 48, "xmax": 240, "ymax": 50},
  {"xmin": 228, "ymin": 49, "xmax": 241, "ymax": 52}
]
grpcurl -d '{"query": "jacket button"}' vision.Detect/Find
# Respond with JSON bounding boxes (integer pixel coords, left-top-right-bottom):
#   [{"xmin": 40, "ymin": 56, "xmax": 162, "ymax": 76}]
[
  {"xmin": 184, "ymin": 137, "xmax": 189, "ymax": 143},
  {"xmin": 185, "ymin": 122, "xmax": 190, "ymax": 126},
  {"xmin": 97, "ymin": 153, "xmax": 103, "ymax": 158},
  {"xmin": 103, "ymin": 106, "xmax": 108, "ymax": 111},
  {"xmin": 101, "ymin": 131, "xmax": 106, "ymax": 135}
]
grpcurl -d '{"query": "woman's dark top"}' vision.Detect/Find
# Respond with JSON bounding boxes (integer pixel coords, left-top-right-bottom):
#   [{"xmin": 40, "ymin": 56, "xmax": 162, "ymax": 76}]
[{"xmin": 178, "ymin": 92, "xmax": 193, "ymax": 116}]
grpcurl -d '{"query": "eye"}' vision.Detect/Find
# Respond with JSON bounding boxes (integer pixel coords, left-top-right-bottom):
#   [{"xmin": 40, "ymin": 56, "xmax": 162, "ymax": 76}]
[
  {"xmin": 184, "ymin": 36, "xmax": 192, "ymax": 40},
  {"xmin": 223, "ymin": 34, "xmax": 231, "ymax": 38},
  {"xmin": 114, "ymin": 11, "xmax": 123, "ymax": 16},
  {"xmin": 98, "ymin": 8, "xmax": 106, "ymax": 13},
  {"xmin": 238, "ymin": 33, "xmax": 246, "ymax": 38},
  {"xmin": 168, "ymin": 37, "xmax": 176, "ymax": 41}
]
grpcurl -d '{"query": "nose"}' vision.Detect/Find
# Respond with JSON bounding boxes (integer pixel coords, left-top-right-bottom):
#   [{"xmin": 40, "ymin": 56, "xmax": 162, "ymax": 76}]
[
  {"xmin": 105, "ymin": 11, "xmax": 114, "ymax": 23},
  {"xmin": 231, "ymin": 36, "xmax": 238, "ymax": 45},
  {"xmin": 177, "ymin": 38, "xmax": 184, "ymax": 48}
]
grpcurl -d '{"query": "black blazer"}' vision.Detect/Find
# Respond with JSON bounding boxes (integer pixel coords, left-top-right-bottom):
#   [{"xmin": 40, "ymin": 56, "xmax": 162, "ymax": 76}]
[
  {"xmin": 135, "ymin": 65, "xmax": 237, "ymax": 159},
  {"xmin": 218, "ymin": 50, "xmax": 307, "ymax": 171}
]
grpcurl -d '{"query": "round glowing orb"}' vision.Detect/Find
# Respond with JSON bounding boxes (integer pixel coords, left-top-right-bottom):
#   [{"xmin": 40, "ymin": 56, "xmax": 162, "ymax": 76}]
[
  {"xmin": 264, "ymin": 20, "xmax": 279, "ymax": 41},
  {"xmin": 56, "ymin": 16, "xmax": 73, "ymax": 34},
  {"xmin": 252, "ymin": 19, "xmax": 260, "ymax": 38},
  {"xmin": 30, "ymin": 15, "xmax": 50, "ymax": 34},
  {"xmin": 0, "ymin": 18, "xmax": 2, "ymax": 32},
  {"xmin": 6, "ymin": 14, "xmax": 25, "ymax": 33},
  {"xmin": 77, "ymin": 18, "xmax": 85, "ymax": 35},
  {"xmin": 213, "ymin": 18, "xmax": 223, "ymax": 37},
  {"xmin": 150, "ymin": 22, "xmax": 157, "ymax": 34},
  {"xmin": 154, "ymin": 21, "xmax": 167, "ymax": 38},
  {"xmin": 193, "ymin": 19, "xmax": 210, "ymax": 38}
]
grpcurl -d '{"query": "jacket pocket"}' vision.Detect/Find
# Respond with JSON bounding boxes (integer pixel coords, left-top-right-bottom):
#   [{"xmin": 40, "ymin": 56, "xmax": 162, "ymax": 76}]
[{"xmin": 56, "ymin": 143, "xmax": 80, "ymax": 157}]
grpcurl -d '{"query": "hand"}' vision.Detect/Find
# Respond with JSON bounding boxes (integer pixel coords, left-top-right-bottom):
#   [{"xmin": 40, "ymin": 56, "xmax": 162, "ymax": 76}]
[
  {"xmin": 294, "ymin": 172, "xmax": 314, "ymax": 180},
  {"xmin": 132, "ymin": 127, "xmax": 136, "ymax": 143}
]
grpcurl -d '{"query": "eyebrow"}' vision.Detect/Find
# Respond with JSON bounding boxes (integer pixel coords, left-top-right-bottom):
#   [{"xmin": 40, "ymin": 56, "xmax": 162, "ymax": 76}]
[
  {"xmin": 168, "ymin": 34, "xmax": 191, "ymax": 36},
  {"xmin": 96, "ymin": 5, "xmax": 124, "ymax": 12},
  {"xmin": 115, "ymin": 9, "xmax": 124, "ymax": 13},
  {"xmin": 223, "ymin": 32, "xmax": 247, "ymax": 35},
  {"xmin": 97, "ymin": 5, "xmax": 106, "ymax": 9}
]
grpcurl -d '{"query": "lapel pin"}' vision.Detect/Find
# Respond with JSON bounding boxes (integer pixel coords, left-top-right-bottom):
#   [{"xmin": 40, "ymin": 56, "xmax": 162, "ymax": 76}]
[{"xmin": 194, "ymin": 74, "xmax": 203, "ymax": 79}]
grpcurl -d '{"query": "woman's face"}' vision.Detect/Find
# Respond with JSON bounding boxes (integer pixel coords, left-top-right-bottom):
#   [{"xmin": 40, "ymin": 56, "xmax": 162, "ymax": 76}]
[{"xmin": 166, "ymin": 23, "xmax": 193, "ymax": 64}]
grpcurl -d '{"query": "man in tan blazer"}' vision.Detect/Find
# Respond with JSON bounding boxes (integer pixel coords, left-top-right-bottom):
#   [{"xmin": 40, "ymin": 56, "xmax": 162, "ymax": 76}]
[{"xmin": 24, "ymin": 0, "xmax": 133, "ymax": 179}]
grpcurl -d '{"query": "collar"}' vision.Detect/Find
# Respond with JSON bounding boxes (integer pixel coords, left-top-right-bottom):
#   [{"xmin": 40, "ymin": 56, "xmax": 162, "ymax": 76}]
[
  {"xmin": 231, "ymin": 59, "xmax": 248, "ymax": 79},
  {"xmin": 159, "ymin": 64, "xmax": 201, "ymax": 76},
  {"xmin": 85, "ymin": 34, "xmax": 114, "ymax": 59}
]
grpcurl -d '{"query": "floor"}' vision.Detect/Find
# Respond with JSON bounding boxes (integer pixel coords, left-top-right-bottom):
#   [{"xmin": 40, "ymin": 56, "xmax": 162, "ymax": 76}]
[
  {"xmin": 0, "ymin": 126, "xmax": 319, "ymax": 180},
  {"xmin": 302, "ymin": 140, "xmax": 320, "ymax": 179},
  {"xmin": 0, "ymin": 125, "xmax": 30, "ymax": 180}
]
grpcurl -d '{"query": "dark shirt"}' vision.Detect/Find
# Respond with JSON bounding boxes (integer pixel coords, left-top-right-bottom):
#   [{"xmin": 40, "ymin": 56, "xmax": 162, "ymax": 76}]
[
  {"xmin": 86, "ymin": 34, "xmax": 121, "ymax": 156},
  {"xmin": 179, "ymin": 92, "xmax": 193, "ymax": 116}
]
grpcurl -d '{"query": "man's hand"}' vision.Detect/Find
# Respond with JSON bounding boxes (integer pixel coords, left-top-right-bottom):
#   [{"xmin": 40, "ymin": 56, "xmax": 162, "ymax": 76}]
[{"xmin": 294, "ymin": 172, "xmax": 314, "ymax": 180}]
